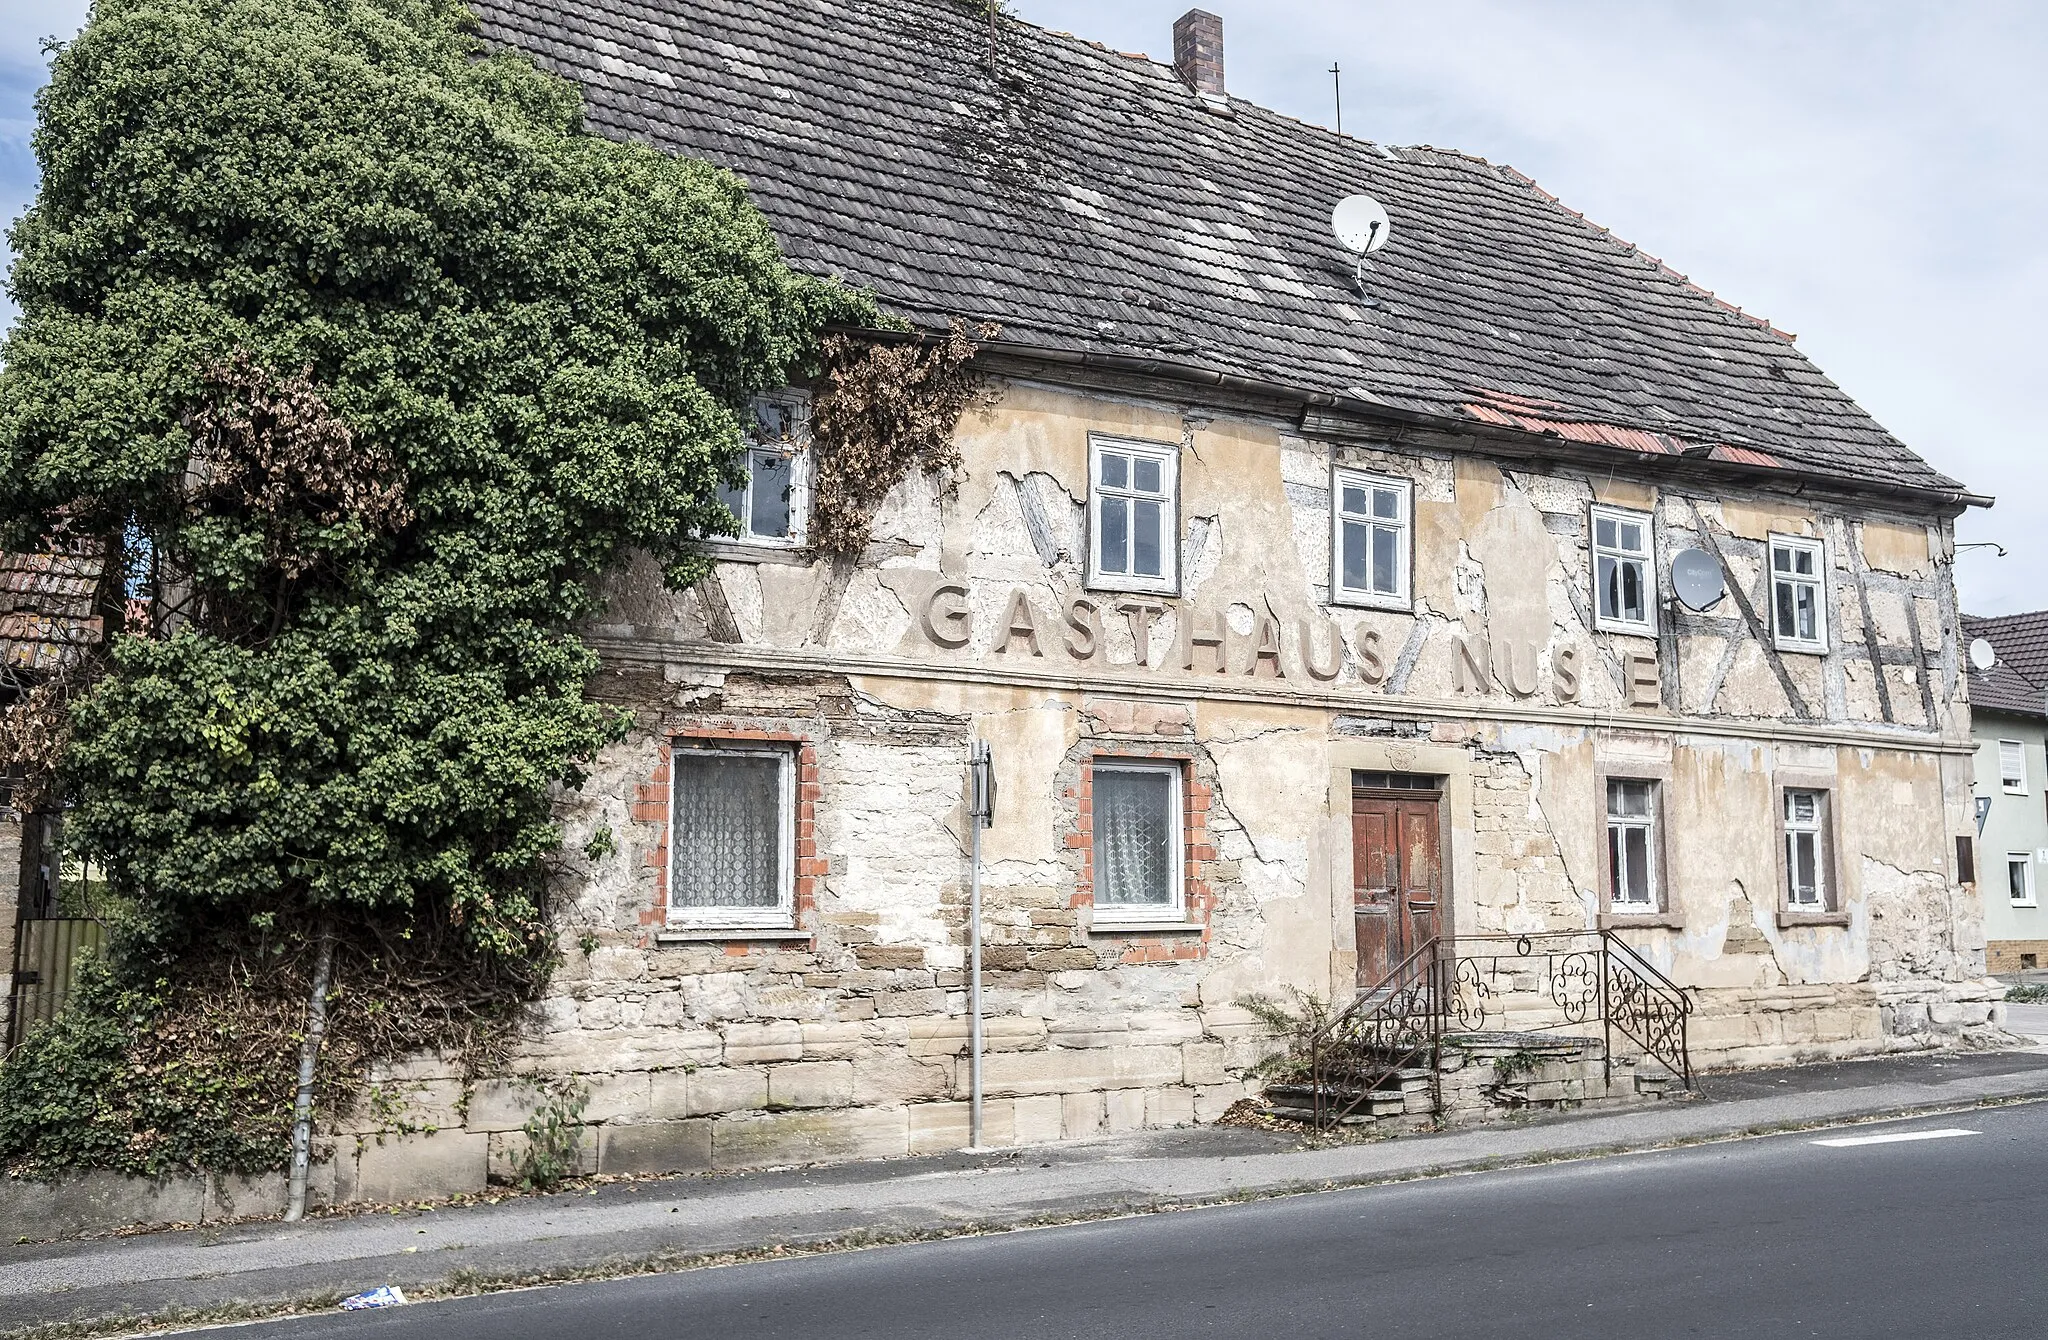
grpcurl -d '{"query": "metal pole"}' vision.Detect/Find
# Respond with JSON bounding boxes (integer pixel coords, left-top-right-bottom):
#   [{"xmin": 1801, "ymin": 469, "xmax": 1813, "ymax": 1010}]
[
  {"xmin": 969, "ymin": 792, "xmax": 984, "ymax": 1148},
  {"xmin": 967, "ymin": 739, "xmax": 991, "ymax": 1150}
]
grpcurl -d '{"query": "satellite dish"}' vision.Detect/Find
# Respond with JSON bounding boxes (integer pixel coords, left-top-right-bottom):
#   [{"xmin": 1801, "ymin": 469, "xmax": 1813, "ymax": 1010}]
[
  {"xmin": 1671, "ymin": 549, "xmax": 1726, "ymax": 612},
  {"xmin": 1970, "ymin": 638, "xmax": 1998, "ymax": 672},
  {"xmin": 1332, "ymin": 195, "xmax": 1392, "ymax": 254}
]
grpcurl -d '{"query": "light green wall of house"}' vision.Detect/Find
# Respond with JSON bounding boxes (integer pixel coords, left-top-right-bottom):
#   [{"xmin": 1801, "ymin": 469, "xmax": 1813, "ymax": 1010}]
[{"xmin": 1973, "ymin": 709, "xmax": 2048, "ymax": 953}]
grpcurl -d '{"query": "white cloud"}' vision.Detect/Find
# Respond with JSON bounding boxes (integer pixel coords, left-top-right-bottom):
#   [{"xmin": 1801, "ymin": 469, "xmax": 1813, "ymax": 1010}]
[{"xmin": 1016, "ymin": 0, "xmax": 2048, "ymax": 614}]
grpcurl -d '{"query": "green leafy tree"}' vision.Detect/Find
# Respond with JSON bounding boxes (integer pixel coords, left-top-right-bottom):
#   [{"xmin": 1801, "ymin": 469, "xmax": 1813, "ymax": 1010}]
[{"xmin": 0, "ymin": 0, "xmax": 869, "ymax": 1173}]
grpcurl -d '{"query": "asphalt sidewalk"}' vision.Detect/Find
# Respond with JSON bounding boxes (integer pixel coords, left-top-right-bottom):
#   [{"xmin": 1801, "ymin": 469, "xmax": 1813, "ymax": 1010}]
[{"xmin": 7, "ymin": 1044, "xmax": 2048, "ymax": 1336}]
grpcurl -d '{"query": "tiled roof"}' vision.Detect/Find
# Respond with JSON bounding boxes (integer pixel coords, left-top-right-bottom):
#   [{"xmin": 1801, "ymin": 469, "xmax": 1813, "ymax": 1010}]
[
  {"xmin": 1964, "ymin": 612, "xmax": 2048, "ymax": 720},
  {"xmin": 0, "ymin": 543, "xmax": 110, "ymax": 677},
  {"xmin": 472, "ymin": 0, "xmax": 1969, "ymax": 502}
]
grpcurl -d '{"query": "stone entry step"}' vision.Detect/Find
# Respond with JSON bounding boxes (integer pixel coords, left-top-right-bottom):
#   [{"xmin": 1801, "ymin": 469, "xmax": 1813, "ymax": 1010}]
[{"xmin": 1260, "ymin": 1030, "xmax": 1686, "ymax": 1129}]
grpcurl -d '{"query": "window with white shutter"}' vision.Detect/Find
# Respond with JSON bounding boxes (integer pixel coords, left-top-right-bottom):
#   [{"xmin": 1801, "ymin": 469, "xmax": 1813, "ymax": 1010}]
[{"xmin": 2001, "ymin": 740, "xmax": 2029, "ymax": 795}]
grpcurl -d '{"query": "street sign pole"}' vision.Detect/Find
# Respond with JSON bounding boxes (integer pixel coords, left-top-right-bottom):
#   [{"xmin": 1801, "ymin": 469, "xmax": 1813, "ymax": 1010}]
[{"xmin": 967, "ymin": 739, "xmax": 995, "ymax": 1150}]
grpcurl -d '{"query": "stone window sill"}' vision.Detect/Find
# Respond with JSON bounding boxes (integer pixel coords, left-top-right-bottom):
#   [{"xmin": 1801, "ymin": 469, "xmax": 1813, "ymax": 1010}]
[
  {"xmin": 1089, "ymin": 921, "xmax": 1206, "ymax": 935},
  {"xmin": 697, "ymin": 539, "xmax": 810, "ymax": 567},
  {"xmin": 1598, "ymin": 912, "xmax": 1685, "ymax": 930},
  {"xmin": 1776, "ymin": 910, "xmax": 1850, "ymax": 929},
  {"xmin": 656, "ymin": 928, "xmax": 811, "ymax": 944}
]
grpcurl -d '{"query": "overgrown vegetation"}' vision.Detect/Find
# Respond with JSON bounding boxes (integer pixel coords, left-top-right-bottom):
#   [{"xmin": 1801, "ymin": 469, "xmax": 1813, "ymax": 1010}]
[
  {"xmin": 806, "ymin": 320, "xmax": 998, "ymax": 556},
  {"xmin": 1236, "ymin": 990, "xmax": 1341, "ymax": 1084},
  {"xmin": 0, "ymin": 0, "xmax": 872, "ymax": 1177},
  {"xmin": 511, "ymin": 1079, "xmax": 590, "ymax": 1191}
]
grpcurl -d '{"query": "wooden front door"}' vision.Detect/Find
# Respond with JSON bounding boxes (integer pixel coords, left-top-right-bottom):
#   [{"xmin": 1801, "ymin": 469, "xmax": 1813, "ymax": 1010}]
[{"xmin": 1351, "ymin": 789, "xmax": 1444, "ymax": 988}]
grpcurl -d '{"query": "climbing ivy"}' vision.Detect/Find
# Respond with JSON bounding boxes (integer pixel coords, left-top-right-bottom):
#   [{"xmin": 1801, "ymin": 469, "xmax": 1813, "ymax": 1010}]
[{"xmin": 0, "ymin": 0, "xmax": 872, "ymax": 1175}]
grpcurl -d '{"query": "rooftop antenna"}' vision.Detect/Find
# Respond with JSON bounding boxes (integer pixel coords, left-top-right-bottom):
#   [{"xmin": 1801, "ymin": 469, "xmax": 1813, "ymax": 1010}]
[
  {"xmin": 1330, "ymin": 62, "xmax": 1343, "ymax": 136},
  {"xmin": 1331, "ymin": 193, "xmax": 1391, "ymax": 304}
]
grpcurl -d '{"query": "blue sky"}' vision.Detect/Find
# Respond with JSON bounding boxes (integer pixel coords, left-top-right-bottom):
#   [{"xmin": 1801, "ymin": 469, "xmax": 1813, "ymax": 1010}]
[{"xmin": 4, "ymin": 0, "xmax": 2042, "ymax": 614}]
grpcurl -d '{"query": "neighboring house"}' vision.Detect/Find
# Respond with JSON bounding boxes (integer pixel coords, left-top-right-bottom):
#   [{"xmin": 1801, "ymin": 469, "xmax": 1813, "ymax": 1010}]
[
  {"xmin": 1, "ymin": 539, "xmax": 115, "ymax": 1047},
  {"xmin": 1964, "ymin": 612, "xmax": 2048, "ymax": 974}
]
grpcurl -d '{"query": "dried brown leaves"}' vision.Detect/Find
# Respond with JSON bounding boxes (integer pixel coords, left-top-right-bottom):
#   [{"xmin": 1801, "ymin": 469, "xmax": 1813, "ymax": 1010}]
[
  {"xmin": 806, "ymin": 320, "xmax": 999, "ymax": 557},
  {"xmin": 1, "ymin": 666, "xmax": 92, "ymax": 813},
  {"xmin": 185, "ymin": 351, "xmax": 413, "ymax": 578}
]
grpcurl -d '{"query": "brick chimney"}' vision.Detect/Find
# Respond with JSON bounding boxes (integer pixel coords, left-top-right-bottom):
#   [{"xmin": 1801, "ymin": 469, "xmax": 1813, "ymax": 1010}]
[{"xmin": 1173, "ymin": 9, "xmax": 1229, "ymax": 111}]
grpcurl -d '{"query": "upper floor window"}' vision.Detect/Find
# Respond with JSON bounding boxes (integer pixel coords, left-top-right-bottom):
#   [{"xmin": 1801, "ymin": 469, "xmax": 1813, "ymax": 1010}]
[
  {"xmin": 718, "ymin": 395, "xmax": 809, "ymax": 547},
  {"xmin": 1088, "ymin": 437, "xmax": 1178, "ymax": 594},
  {"xmin": 1332, "ymin": 468, "xmax": 1411, "ymax": 609},
  {"xmin": 1590, "ymin": 504, "xmax": 1655, "ymax": 636},
  {"xmin": 2000, "ymin": 739, "xmax": 2030, "ymax": 795},
  {"xmin": 1769, "ymin": 535, "xmax": 1827, "ymax": 653},
  {"xmin": 669, "ymin": 743, "xmax": 795, "ymax": 929},
  {"xmin": 1782, "ymin": 787, "xmax": 1833, "ymax": 910},
  {"xmin": 1605, "ymin": 778, "xmax": 1663, "ymax": 911}
]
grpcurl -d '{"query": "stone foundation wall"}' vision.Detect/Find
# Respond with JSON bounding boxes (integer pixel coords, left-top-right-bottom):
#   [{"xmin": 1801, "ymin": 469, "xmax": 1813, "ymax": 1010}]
[{"xmin": 1987, "ymin": 941, "xmax": 2048, "ymax": 974}]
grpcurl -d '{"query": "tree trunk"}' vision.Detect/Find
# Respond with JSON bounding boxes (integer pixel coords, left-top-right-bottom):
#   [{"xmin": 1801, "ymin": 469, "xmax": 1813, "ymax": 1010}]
[{"xmin": 284, "ymin": 928, "xmax": 336, "ymax": 1222}]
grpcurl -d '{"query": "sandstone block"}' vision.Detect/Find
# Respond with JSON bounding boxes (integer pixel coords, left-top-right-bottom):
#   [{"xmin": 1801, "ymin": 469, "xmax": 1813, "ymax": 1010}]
[
  {"xmin": 981, "ymin": 1044, "xmax": 1184, "ymax": 1097},
  {"xmin": 801, "ymin": 1021, "xmax": 866, "ymax": 1059},
  {"xmin": 908, "ymin": 1100, "xmax": 1017, "ymax": 1153},
  {"xmin": 582, "ymin": 1072, "xmax": 653, "ymax": 1123},
  {"xmin": 598, "ymin": 1120, "xmax": 713, "ymax": 1175},
  {"xmin": 1029, "ymin": 949, "xmax": 1096, "ymax": 971},
  {"xmin": 685, "ymin": 1067, "xmax": 770, "ymax": 1116},
  {"xmin": 1105, "ymin": 1088, "xmax": 1146, "ymax": 1133},
  {"xmin": 855, "ymin": 946, "xmax": 928, "ymax": 969},
  {"xmin": 343, "ymin": 1130, "xmax": 490, "ymax": 1204},
  {"xmin": 1182, "ymin": 1042, "xmax": 1229, "ymax": 1086},
  {"xmin": 875, "ymin": 988, "xmax": 949, "ymax": 1017},
  {"xmin": 724, "ymin": 1021, "xmax": 804, "ymax": 1065},
  {"xmin": 852, "ymin": 1053, "xmax": 952, "ymax": 1105},
  {"xmin": 768, "ymin": 1060, "xmax": 855, "ymax": 1109},
  {"xmin": 1146, "ymin": 1086, "xmax": 1196, "ymax": 1128},
  {"xmin": 1014, "ymin": 1095, "xmax": 1065, "ymax": 1144},
  {"xmin": 1061, "ymin": 1091, "xmax": 1105, "ymax": 1140},
  {"xmin": 1193, "ymin": 1082, "xmax": 1247, "ymax": 1123},
  {"xmin": 712, "ymin": 1107, "xmax": 909, "ymax": 1170}
]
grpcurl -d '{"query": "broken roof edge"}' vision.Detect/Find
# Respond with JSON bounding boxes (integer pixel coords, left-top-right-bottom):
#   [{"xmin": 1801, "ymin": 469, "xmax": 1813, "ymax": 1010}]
[{"xmin": 830, "ymin": 323, "xmax": 1991, "ymax": 517}]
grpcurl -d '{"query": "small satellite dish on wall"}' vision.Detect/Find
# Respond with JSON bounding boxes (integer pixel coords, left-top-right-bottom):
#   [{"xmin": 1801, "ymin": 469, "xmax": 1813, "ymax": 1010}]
[
  {"xmin": 1332, "ymin": 195, "xmax": 1392, "ymax": 255},
  {"xmin": 1671, "ymin": 549, "xmax": 1726, "ymax": 612},
  {"xmin": 1969, "ymin": 638, "xmax": 1998, "ymax": 672}
]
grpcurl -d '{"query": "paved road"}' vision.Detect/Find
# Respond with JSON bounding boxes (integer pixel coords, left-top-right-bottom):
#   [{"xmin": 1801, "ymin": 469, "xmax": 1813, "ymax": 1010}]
[{"xmin": 236, "ymin": 1104, "xmax": 2048, "ymax": 1340}]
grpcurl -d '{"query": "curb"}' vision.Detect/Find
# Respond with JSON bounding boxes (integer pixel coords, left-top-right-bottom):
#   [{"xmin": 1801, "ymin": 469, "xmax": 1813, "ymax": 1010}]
[{"xmin": 8, "ymin": 1084, "xmax": 2048, "ymax": 1340}]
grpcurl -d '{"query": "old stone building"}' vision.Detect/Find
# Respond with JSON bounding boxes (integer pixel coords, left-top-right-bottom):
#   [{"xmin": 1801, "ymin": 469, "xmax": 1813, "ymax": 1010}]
[{"xmin": 327, "ymin": 0, "xmax": 2003, "ymax": 1193}]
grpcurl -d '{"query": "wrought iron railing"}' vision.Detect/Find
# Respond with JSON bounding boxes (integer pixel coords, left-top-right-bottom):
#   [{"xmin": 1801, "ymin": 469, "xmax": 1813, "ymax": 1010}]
[
  {"xmin": 1305, "ymin": 929, "xmax": 1694, "ymax": 1127},
  {"xmin": 1308, "ymin": 937, "xmax": 1445, "ymax": 1128}
]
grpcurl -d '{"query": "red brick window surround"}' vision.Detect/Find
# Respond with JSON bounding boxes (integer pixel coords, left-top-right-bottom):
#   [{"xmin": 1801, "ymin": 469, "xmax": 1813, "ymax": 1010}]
[
  {"xmin": 641, "ymin": 728, "xmax": 820, "ymax": 946},
  {"xmin": 1071, "ymin": 750, "xmax": 1215, "ymax": 964}
]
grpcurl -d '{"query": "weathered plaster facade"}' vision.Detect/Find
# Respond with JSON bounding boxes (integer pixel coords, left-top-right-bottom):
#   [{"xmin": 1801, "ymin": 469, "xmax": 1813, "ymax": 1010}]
[{"xmin": 339, "ymin": 376, "xmax": 1999, "ymax": 1189}]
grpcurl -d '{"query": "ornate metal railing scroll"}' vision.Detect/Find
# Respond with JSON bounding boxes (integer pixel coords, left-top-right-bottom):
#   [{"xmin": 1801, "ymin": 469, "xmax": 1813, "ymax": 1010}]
[
  {"xmin": 1445, "ymin": 933, "xmax": 1602, "ymax": 1036},
  {"xmin": 1600, "ymin": 931, "xmax": 1695, "ymax": 1089},
  {"xmin": 1308, "ymin": 937, "xmax": 1444, "ymax": 1128}
]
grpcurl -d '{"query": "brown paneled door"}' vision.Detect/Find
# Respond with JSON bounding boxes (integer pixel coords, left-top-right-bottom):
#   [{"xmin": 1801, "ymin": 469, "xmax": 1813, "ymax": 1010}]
[{"xmin": 1351, "ymin": 788, "xmax": 1444, "ymax": 989}]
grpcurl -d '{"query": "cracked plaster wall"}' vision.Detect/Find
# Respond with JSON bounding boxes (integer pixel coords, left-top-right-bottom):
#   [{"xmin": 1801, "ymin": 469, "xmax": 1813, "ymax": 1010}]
[{"xmin": 402, "ymin": 380, "xmax": 2000, "ymax": 1168}]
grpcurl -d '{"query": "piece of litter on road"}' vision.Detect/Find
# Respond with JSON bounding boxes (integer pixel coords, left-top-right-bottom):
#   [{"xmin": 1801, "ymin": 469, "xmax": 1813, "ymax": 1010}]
[
  {"xmin": 340, "ymin": 1287, "xmax": 408, "ymax": 1310},
  {"xmin": 1809, "ymin": 1128, "xmax": 1979, "ymax": 1148}
]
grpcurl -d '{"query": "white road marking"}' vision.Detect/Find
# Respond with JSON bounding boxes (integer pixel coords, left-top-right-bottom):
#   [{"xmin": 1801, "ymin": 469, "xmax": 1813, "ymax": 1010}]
[{"xmin": 1809, "ymin": 1128, "xmax": 1980, "ymax": 1148}]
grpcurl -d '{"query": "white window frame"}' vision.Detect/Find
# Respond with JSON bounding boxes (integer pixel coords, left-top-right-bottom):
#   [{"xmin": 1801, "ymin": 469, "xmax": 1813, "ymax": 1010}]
[
  {"xmin": 1089, "ymin": 758, "xmax": 1186, "ymax": 925},
  {"xmin": 1086, "ymin": 436, "xmax": 1179, "ymax": 595},
  {"xmin": 1768, "ymin": 534, "xmax": 1828, "ymax": 654},
  {"xmin": 1782, "ymin": 787, "xmax": 1830, "ymax": 910},
  {"xmin": 1330, "ymin": 467, "xmax": 1413, "ymax": 610},
  {"xmin": 1604, "ymin": 778, "xmax": 1661, "ymax": 911},
  {"xmin": 667, "ymin": 744, "xmax": 796, "ymax": 930},
  {"xmin": 718, "ymin": 394, "xmax": 811, "ymax": 549},
  {"xmin": 2000, "ymin": 739, "xmax": 2030, "ymax": 795},
  {"xmin": 1590, "ymin": 504, "xmax": 1657, "ymax": 637},
  {"xmin": 2009, "ymin": 854, "xmax": 2037, "ymax": 908}
]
